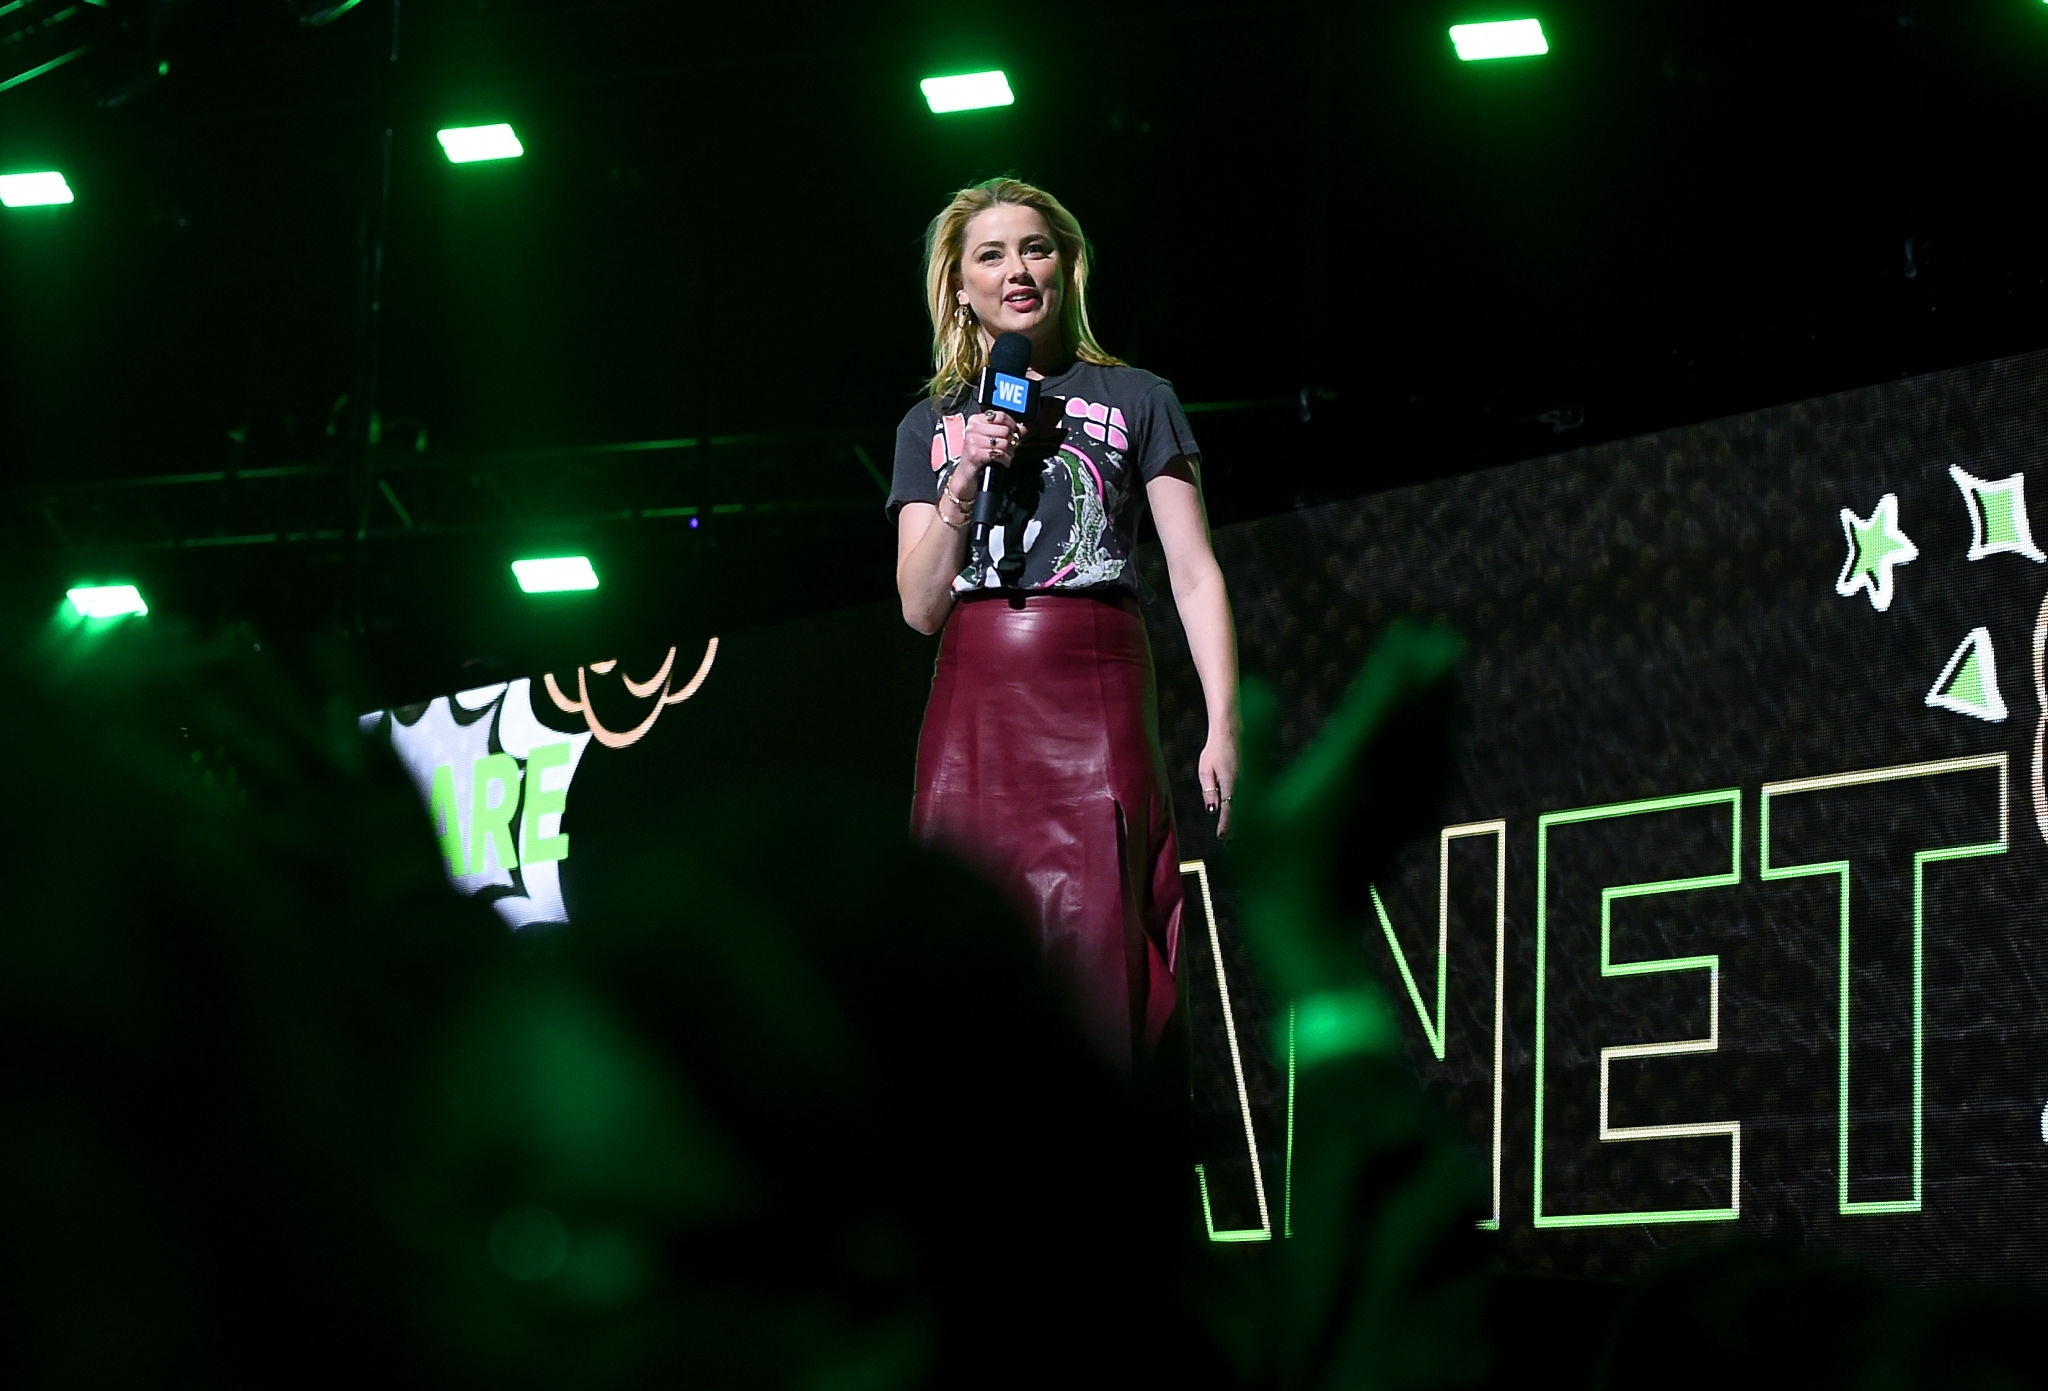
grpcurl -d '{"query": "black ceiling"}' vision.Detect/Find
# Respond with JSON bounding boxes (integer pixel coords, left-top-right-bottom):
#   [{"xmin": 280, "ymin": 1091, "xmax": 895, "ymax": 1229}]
[{"xmin": 4, "ymin": 0, "xmax": 2046, "ymax": 693}]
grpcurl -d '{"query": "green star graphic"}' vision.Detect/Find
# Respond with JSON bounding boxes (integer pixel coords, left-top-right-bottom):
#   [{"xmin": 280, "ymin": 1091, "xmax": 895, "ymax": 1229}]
[{"xmin": 1836, "ymin": 492, "xmax": 1918, "ymax": 612}]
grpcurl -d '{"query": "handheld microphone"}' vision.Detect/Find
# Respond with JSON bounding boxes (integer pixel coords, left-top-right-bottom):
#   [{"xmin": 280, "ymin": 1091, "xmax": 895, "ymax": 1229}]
[{"xmin": 971, "ymin": 332, "xmax": 1037, "ymax": 575}]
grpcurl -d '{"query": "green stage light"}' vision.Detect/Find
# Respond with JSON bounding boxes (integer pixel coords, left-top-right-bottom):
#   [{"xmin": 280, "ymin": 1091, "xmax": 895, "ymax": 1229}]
[
  {"xmin": 512, "ymin": 556, "xmax": 598, "ymax": 593},
  {"xmin": 0, "ymin": 46, "xmax": 90, "ymax": 97},
  {"xmin": 437, "ymin": 123, "xmax": 524, "ymax": 164},
  {"xmin": 0, "ymin": 171, "xmax": 74, "ymax": 207},
  {"xmin": 67, "ymin": 584, "xmax": 147, "ymax": 618},
  {"xmin": 1450, "ymin": 18, "xmax": 1549, "ymax": 60},
  {"xmin": 920, "ymin": 71, "xmax": 1014, "ymax": 114}
]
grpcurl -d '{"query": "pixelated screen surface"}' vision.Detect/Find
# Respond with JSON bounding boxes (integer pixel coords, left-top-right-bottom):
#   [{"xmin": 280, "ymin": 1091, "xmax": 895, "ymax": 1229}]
[{"xmin": 1150, "ymin": 348, "xmax": 2048, "ymax": 1282}]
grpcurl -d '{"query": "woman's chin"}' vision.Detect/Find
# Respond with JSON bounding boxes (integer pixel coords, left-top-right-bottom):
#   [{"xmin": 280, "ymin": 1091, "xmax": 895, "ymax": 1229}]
[{"xmin": 995, "ymin": 306, "xmax": 1052, "ymax": 334}]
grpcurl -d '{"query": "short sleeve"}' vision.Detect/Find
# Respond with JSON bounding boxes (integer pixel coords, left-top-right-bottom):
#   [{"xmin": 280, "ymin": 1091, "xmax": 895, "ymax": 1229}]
[
  {"xmin": 1133, "ymin": 381, "xmax": 1201, "ymax": 483},
  {"xmin": 885, "ymin": 399, "xmax": 944, "ymax": 524}
]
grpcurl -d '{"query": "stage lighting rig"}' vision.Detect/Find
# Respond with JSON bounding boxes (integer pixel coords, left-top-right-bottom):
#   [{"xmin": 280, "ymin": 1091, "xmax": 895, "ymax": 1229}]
[
  {"xmin": 1449, "ymin": 18, "xmax": 1549, "ymax": 61},
  {"xmin": 512, "ymin": 557, "xmax": 599, "ymax": 594},
  {"xmin": 67, "ymin": 584, "xmax": 149, "ymax": 618},
  {"xmin": 437, "ymin": 123, "xmax": 523, "ymax": 163},
  {"xmin": 294, "ymin": 0, "xmax": 362, "ymax": 25},
  {"xmin": 920, "ymin": 70, "xmax": 1013, "ymax": 114},
  {"xmin": 0, "ymin": 170, "xmax": 73, "ymax": 206},
  {"xmin": 0, "ymin": 0, "xmax": 118, "ymax": 96}
]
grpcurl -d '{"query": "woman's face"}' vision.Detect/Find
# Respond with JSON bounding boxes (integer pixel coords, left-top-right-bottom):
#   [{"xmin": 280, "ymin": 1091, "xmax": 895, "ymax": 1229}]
[{"xmin": 954, "ymin": 203, "xmax": 1065, "ymax": 365}]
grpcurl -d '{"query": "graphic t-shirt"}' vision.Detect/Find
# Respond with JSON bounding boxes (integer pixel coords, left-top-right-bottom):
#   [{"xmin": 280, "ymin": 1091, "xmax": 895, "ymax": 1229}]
[{"xmin": 887, "ymin": 360, "xmax": 1201, "ymax": 595}]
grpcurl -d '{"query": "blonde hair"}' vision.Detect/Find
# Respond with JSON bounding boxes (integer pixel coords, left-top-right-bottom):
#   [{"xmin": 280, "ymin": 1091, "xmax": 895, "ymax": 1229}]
[{"xmin": 921, "ymin": 176, "xmax": 1124, "ymax": 402}]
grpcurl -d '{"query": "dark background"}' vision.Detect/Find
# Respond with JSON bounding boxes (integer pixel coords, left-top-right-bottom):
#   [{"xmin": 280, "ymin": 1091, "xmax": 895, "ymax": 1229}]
[{"xmin": 6, "ymin": 0, "xmax": 2048, "ymax": 704}]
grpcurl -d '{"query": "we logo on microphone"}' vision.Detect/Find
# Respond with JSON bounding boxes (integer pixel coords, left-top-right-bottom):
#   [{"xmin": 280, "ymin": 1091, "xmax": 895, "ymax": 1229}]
[{"xmin": 991, "ymin": 372, "xmax": 1031, "ymax": 413}]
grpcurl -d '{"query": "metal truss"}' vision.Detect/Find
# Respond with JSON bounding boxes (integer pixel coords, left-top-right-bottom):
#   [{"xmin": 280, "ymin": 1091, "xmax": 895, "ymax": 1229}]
[{"xmin": 13, "ymin": 429, "xmax": 892, "ymax": 556}]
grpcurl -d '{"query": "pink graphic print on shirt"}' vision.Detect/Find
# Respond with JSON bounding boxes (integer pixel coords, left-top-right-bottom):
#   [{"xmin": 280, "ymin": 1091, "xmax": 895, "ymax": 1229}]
[
  {"xmin": 1064, "ymin": 397, "xmax": 1128, "ymax": 452},
  {"xmin": 931, "ymin": 413, "xmax": 967, "ymax": 471}
]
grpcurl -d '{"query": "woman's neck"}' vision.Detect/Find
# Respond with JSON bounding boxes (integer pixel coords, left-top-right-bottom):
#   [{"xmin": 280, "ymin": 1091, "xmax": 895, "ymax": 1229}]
[{"xmin": 980, "ymin": 329, "xmax": 1072, "ymax": 377}]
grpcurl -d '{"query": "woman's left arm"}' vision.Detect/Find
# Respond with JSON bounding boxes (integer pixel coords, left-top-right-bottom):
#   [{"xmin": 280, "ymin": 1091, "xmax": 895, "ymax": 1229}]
[{"xmin": 1147, "ymin": 460, "xmax": 1241, "ymax": 836}]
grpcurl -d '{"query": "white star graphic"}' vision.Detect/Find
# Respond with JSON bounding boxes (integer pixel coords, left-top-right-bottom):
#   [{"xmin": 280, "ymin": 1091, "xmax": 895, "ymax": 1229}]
[
  {"xmin": 1835, "ymin": 492, "xmax": 1919, "ymax": 613},
  {"xmin": 1949, "ymin": 465, "xmax": 2046, "ymax": 563}
]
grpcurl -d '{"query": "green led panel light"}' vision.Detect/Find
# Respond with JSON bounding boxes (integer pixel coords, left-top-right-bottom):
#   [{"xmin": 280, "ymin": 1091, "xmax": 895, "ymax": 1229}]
[
  {"xmin": 1449, "ymin": 19, "xmax": 1549, "ymax": 60},
  {"xmin": 512, "ymin": 557, "xmax": 598, "ymax": 593},
  {"xmin": 919, "ymin": 71, "xmax": 1014, "ymax": 114},
  {"xmin": 67, "ymin": 584, "xmax": 147, "ymax": 618},
  {"xmin": 0, "ymin": 171, "xmax": 75, "ymax": 207},
  {"xmin": 437, "ymin": 124, "xmax": 525, "ymax": 164}
]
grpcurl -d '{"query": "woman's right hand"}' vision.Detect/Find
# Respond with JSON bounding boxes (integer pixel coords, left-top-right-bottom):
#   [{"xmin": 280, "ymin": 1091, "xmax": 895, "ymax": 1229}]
[
  {"xmin": 959, "ymin": 408, "xmax": 1024, "ymax": 477},
  {"xmin": 898, "ymin": 407, "xmax": 1026, "ymax": 634}
]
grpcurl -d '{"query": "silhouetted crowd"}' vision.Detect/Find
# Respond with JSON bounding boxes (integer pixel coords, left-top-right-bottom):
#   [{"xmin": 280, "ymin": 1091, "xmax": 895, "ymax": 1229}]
[{"xmin": 1, "ymin": 617, "xmax": 2037, "ymax": 1389}]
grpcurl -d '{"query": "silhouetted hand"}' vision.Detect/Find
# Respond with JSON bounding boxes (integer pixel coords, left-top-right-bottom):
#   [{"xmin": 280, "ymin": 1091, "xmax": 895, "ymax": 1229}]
[
  {"xmin": 1231, "ymin": 621, "xmax": 1464, "ymax": 1004},
  {"xmin": 1225, "ymin": 622, "xmax": 1490, "ymax": 1391}
]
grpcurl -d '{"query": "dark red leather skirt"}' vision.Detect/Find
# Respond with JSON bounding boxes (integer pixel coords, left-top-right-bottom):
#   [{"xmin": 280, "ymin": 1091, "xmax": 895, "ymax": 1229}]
[{"xmin": 911, "ymin": 591, "xmax": 1182, "ymax": 1071}]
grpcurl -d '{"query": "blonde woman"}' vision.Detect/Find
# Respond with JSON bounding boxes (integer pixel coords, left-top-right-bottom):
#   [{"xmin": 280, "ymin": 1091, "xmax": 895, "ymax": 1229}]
[{"xmin": 887, "ymin": 177, "xmax": 1240, "ymax": 1072}]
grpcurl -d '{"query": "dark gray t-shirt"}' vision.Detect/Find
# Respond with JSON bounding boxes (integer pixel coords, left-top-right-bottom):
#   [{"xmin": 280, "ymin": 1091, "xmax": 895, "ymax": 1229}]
[{"xmin": 887, "ymin": 360, "xmax": 1201, "ymax": 595}]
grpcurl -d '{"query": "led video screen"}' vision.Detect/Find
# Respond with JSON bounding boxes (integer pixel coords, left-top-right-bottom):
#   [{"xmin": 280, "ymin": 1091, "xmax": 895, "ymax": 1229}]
[{"xmin": 1153, "ymin": 348, "xmax": 2048, "ymax": 1281}]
